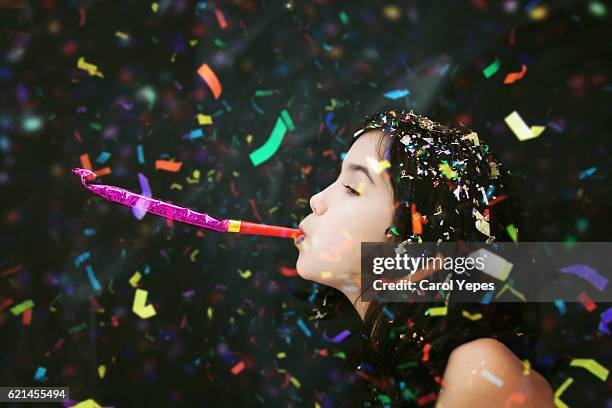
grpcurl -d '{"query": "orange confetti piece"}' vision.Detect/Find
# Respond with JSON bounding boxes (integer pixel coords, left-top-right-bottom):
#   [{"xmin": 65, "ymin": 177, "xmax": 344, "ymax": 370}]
[
  {"xmin": 155, "ymin": 160, "xmax": 183, "ymax": 172},
  {"xmin": 80, "ymin": 153, "xmax": 92, "ymax": 170},
  {"xmin": 504, "ymin": 64, "xmax": 527, "ymax": 84},
  {"xmin": 197, "ymin": 63, "xmax": 222, "ymax": 99},
  {"xmin": 214, "ymin": 9, "xmax": 227, "ymax": 29},
  {"xmin": 411, "ymin": 203, "xmax": 423, "ymax": 234},
  {"xmin": 94, "ymin": 167, "xmax": 112, "ymax": 177},
  {"xmin": 230, "ymin": 361, "xmax": 245, "ymax": 375}
]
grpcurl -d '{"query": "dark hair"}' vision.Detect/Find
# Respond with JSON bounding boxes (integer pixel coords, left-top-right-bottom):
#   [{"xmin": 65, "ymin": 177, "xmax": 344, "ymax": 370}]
[{"xmin": 295, "ymin": 109, "xmax": 544, "ymax": 407}]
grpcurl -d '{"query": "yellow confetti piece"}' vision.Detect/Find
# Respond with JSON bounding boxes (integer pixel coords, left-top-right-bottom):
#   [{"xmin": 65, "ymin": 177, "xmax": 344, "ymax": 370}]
[
  {"xmin": 315, "ymin": 403, "xmax": 321, "ymax": 408},
  {"xmin": 98, "ymin": 364, "xmax": 106, "ymax": 379},
  {"xmin": 439, "ymin": 162, "xmax": 457, "ymax": 179},
  {"xmin": 186, "ymin": 169, "xmax": 200, "ymax": 184},
  {"xmin": 554, "ymin": 377, "xmax": 573, "ymax": 408},
  {"xmin": 129, "ymin": 271, "xmax": 141, "ymax": 288},
  {"xmin": 427, "ymin": 306, "xmax": 447, "ymax": 316},
  {"xmin": 277, "ymin": 352, "xmax": 286, "ymax": 359},
  {"xmin": 189, "ymin": 39, "xmax": 198, "ymax": 47},
  {"xmin": 246, "ymin": 134, "xmax": 253, "ymax": 144},
  {"xmin": 77, "ymin": 57, "xmax": 104, "ymax": 78},
  {"xmin": 522, "ymin": 359, "xmax": 531, "ymax": 376},
  {"xmin": 474, "ymin": 209, "xmax": 490, "ymax": 237},
  {"xmin": 355, "ymin": 181, "xmax": 366, "ymax": 195},
  {"xmin": 569, "ymin": 358, "xmax": 609, "ymax": 381},
  {"xmin": 73, "ymin": 399, "xmax": 103, "ymax": 408},
  {"xmin": 321, "ymin": 271, "xmax": 332, "ymax": 279},
  {"xmin": 462, "ymin": 310, "xmax": 483, "ymax": 321},
  {"xmin": 238, "ymin": 269, "xmax": 252, "ymax": 279},
  {"xmin": 504, "ymin": 111, "xmax": 545, "ymax": 142},
  {"xmin": 190, "ymin": 249, "xmax": 199, "ymax": 262},
  {"xmin": 207, "ymin": 306, "xmax": 213, "ymax": 320},
  {"xmin": 170, "ymin": 182, "xmax": 183, "ymax": 190},
  {"xmin": 461, "ymin": 131, "xmax": 480, "ymax": 146},
  {"xmin": 495, "ymin": 283, "xmax": 526, "ymax": 301},
  {"xmin": 197, "ymin": 114, "xmax": 213, "ymax": 125},
  {"xmin": 132, "ymin": 288, "xmax": 156, "ymax": 319},
  {"xmin": 289, "ymin": 376, "xmax": 301, "ymax": 388},
  {"xmin": 366, "ymin": 156, "xmax": 390, "ymax": 174},
  {"xmin": 151, "ymin": 2, "xmax": 158, "ymax": 12},
  {"xmin": 115, "ymin": 31, "xmax": 129, "ymax": 40}
]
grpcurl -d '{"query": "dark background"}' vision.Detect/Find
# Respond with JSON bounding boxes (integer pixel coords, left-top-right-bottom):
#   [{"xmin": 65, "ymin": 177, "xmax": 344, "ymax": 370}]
[{"xmin": 0, "ymin": 0, "xmax": 611, "ymax": 406}]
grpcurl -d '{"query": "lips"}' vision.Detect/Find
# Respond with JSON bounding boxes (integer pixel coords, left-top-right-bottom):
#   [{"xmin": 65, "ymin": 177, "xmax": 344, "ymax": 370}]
[{"xmin": 294, "ymin": 226, "xmax": 307, "ymax": 246}]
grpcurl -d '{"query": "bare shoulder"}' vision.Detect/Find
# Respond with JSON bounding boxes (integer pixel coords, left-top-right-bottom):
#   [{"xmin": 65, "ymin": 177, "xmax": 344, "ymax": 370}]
[{"xmin": 436, "ymin": 337, "xmax": 554, "ymax": 408}]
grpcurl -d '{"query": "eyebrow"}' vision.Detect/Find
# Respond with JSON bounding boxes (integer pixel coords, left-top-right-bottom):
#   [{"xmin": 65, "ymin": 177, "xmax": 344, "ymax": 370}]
[{"xmin": 342, "ymin": 162, "xmax": 376, "ymax": 186}]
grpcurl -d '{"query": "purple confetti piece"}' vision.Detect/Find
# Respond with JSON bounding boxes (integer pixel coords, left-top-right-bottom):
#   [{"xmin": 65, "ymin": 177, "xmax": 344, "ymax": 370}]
[
  {"xmin": 559, "ymin": 264, "xmax": 608, "ymax": 292},
  {"xmin": 322, "ymin": 329, "xmax": 351, "ymax": 343},
  {"xmin": 132, "ymin": 172, "xmax": 152, "ymax": 220},
  {"xmin": 598, "ymin": 307, "xmax": 612, "ymax": 335}
]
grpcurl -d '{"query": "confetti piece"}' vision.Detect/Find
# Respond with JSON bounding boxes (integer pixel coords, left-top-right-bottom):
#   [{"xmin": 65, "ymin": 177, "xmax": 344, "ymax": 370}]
[
  {"xmin": 569, "ymin": 358, "xmax": 609, "ymax": 381},
  {"xmin": 34, "ymin": 366, "xmax": 46, "ymax": 381},
  {"xmin": 238, "ymin": 268, "xmax": 251, "ymax": 278},
  {"xmin": 197, "ymin": 114, "xmax": 213, "ymax": 125},
  {"xmin": 339, "ymin": 11, "xmax": 349, "ymax": 24},
  {"xmin": 231, "ymin": 361, "xmax": 245, "ymax": 375},
  {"xmin": 132, "ymin": 173, "xmax": 152, "ymax": 220},
  {"xmin": 599, "ymin": 307, "xmax": 612, "ymax": 334},
  {"xmin": 522, "ymin": 359, "xmax": 531, "ymax": 376},
  {"xmin": 504, "ymin": 64, "xmax": 527, "ymax": 84},
  {"xmin": 384, "ymin": 89, "xmax": 410, "ymax": 99},
  {"xmin": 439, "ymin": 161, "xmax": 457, "ymax": 179},
  {"xmin": 77, "ymin": 57, "xmax": 104, "ymax": 78},
  {"xmin": 197, "ymin": 63, "xmax": 222, "ymax": 99},
  {"xmin": 416, "ymin": 392, "xmax": 436, "ymax": 405},
  {"xmin": 80, "ymin": 153, "xmax": 92, "ymax": 170},
  {"xmin": 74, "ymin": 252, "xmax": 91, "ymax": 267},
  {"xmin": 115, "ymin": 31, "xmax": 129, "ymax": 40},
  {"xmin": 480, "ymin": 369, "xmax": 504, "ymax": 387},
  {"xmin": 411, "ymin": 203, "xmax": 423, "ymax": 235},
  {"xmin": 578, "ymin": 166, "xmax": 597, "ymax": 180},
  {"xmin": 322, "ymin": 329, "xmax": 351, "ymax": 343},
  {"xmin": 155, "ymin": 160, "xmax": 183, "ymax": 172},
  {"xmin": 207, "ymin": 307, "xmax": 213, "ymax": 320},
  {"xmin": 129, "ymin": 271, "xmax": 142, "ymax": 287},
  {"xmin": 504, "ymin": 111, "xmax": 546, "ymax": 142},
  {"xmin": 577, "ymin": 291, "xmax": 597, "ymax": 312},
  {"xmin": 151, "ymin": 2, "xmax": 158, "ymax": 12},
  {"xmin": 559, "ymin": 264, "xmax": 608, "ymax": 291},
  {"xmin": 95, "ymin": 151, "xmax": 111, "ymax": 164},
  {"xmin": 426, "ymin": 306, "xmax": 447, "ymax": 316},
  {"xmin": 554, "ymin": 299, "xmax": 566, "ymax": 315},
  {"xmin": 296, "ymin": 318, "xmax": 312, "ymax": 337},
  {"xmin": 365, "ymin": 156, "xmax": 391, "ymax": 174},
  {"xmin": 98, "ymin": 365, "xmax": 106, "ymax": 379},
  {"xmin": 482, "ymin": 57, "xmax": 501, "ymax": 78},
  {"xmin": 462, "ymin": 310, "xmax": 483, "ymax": 320},
  {"xmin": 132, "ymin": 288, "xmax": 156, "ymax": 319},
  {"xmin": 469, "ymin": 248, "xmax": 512, "ymax": 281},
  {"xmin": 214, "ymin": 9, "xmax": 227, "ymax": 29},
  {"xmin": 506, "ymin": 224, "xmax": 518, "ymax": 242},
  {"xmin": 10, "ymin": 299, "xmax": 34, "ymax": 316},
  {"xmin": 85, "ymin": 265, "xmax": 102, "ymax": 292},
  {"xmin": 73, "ymin": 399, "xmax": 103, "ymax": 408},
  {"xmin": 249, "ymin": 110, "xmax": 295, "ymax": 166},
  {"xmin": 554, "ymin": 377, "xmax": 573, "ymax": 408},
  {"xmin": 136, "ymin": 144, "xmax": 145, "ymax": 164}
]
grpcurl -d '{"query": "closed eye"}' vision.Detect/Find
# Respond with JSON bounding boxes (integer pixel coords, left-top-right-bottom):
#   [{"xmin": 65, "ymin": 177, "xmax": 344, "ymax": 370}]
[{"xmin": 342, "ymin": 183, "xmax": 360, "ymax": 196}]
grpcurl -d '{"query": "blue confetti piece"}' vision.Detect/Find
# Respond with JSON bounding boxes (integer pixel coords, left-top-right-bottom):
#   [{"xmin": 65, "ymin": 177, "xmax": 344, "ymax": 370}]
[
  {"xmin": 95, "ymin": 151, "xmax": 111, "ymax": 164},
  {"xmin": 74, "ymin": 252, "xmax": 91, "ymax": 268},
  {"xmin": 34, "ymin": 366, "xmax": 46, "ymax": 381},
  {"xmin": 85, "ymin": 265, "xmax": 102, "ymax": 292},
  {"xmin": 84, "ymin": 228, "xmax": 96, "ymax": 236},
  {"xmin": 579, "ymin": 167, "xmax": 597, "ymax": 180},
  {"xmin": 383, "ymin": 306, "xmax": 395, "ymax": 320},
  {"xmin": 143, "ymin": 264, "xmax": 150, "ymax": 275},
  {"xmin": 296, "ymin": 318, "xmax": 312, "ymax": 337},
  {"xmin": 325, "ymin": 111, "xmax": 337, "ymax": 133},
  {"xmin": 189, "ymin": 128, "xmax": 203, "ymax": 140},
  {"xmin": 340, "ymin": 152, "xmax": 347, "ymax": 160},
  {"xmin": 136, "ymin": 144, "xmax": 145, "ymax": 164},
  {"xmin": 384, "ymin": 89, "xmax": 410, "ymax": 100},
  {"xmin": 481, "ymin": 289, "xmax": 494, "ymax": 304},
  {"xmin": 554, "ymin": 299, "xmax": 566, "ymax": 315},
  {"xmin": 308, "ymin": 282, "xmax": 318, "ymax": 302}
]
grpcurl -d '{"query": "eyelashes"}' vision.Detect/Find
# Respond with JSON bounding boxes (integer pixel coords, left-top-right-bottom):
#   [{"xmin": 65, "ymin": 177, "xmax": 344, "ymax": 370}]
[{"xmin": 342, "ymin": 183, "xmax": 360, "ymax": 196}]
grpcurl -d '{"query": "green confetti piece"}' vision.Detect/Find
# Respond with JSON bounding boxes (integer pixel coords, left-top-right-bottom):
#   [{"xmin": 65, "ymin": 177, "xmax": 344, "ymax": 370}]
[
  {"xmin": 90, "ymin": 122, "xmax": 102, "ymax": 131},
  {"xmin": 332, "ymin": 351, "xmax": 346, "ymax": 359},
  {"xmin": 339, "ymin": 11, "xmax": 349, "ymax": 24},
  {"xmin": 396, "ymin": 361, "xmax": 418, "ymax": 370},
  {"xmin": 249, "ymin": 110, "xmax": 294, "ymax": 166},
  {"xmin": 68, "ymin": 322, "xmax": 87, "ymax": 334},
  {"xmin": 255, "ymin": 90, "xmax": 275, "ymax": 97},
  {"xmin": 378, "ymin": 394, "xmax": 391, "ymax": 404},
  {"xmin": 483, "ymin": 57, "xmax": 501, "ymax": 78},
  {"xmin": 10, "ymin": 299, "xmax": 34, "ymax": 316},
  {"xmin": 506, "ymin": 224, "xmax": 518, "ymax": 242},
  {"xmin": 214, "ymin": 38, "xmax": 227, "ymax": 47}
]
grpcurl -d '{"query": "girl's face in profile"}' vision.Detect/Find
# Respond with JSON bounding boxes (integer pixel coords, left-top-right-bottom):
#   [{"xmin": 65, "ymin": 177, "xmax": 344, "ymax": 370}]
[{"xmin": 296, "ymin": 130, "xmax": 396, "ymax": 295}]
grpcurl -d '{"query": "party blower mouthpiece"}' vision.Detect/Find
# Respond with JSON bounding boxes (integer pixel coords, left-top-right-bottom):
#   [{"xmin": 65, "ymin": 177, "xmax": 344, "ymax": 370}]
[{"xmin": 72, "ymin": 168, "xmax": 302, "ymax": 239}]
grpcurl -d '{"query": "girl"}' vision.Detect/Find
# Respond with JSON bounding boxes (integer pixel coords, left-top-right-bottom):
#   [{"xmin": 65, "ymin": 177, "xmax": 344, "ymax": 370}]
[{"xmin": 294, "ymin": 109, "xmax": 554, "ymax": 407}]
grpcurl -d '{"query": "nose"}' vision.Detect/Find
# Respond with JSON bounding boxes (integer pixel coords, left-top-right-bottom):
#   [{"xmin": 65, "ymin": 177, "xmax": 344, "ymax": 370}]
[{"xmin": 309, "ymin": 190, "xmax": 327, "ymax": 215}]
